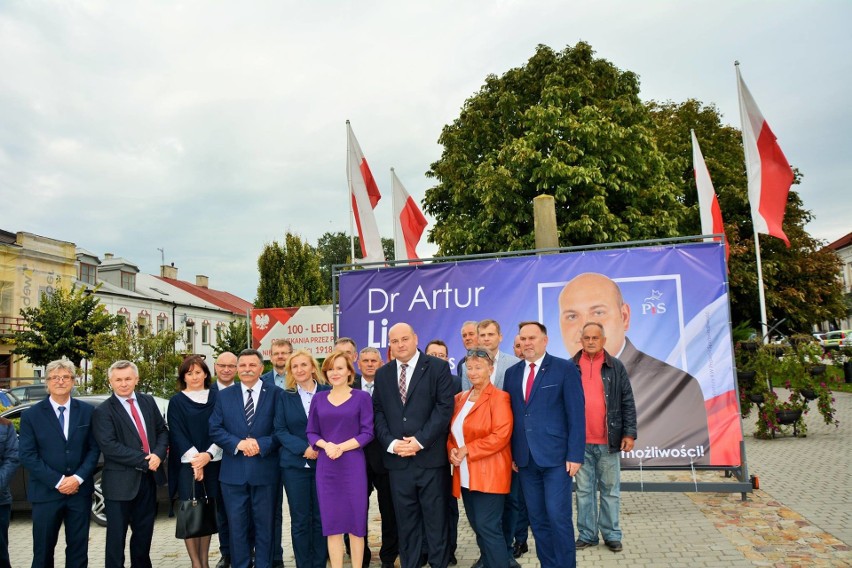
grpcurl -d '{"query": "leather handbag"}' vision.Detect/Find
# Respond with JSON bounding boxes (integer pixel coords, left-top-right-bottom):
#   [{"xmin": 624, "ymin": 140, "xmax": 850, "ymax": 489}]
[{"xmin": 175, "ymin": 474, "xmax": 218, "ymax": 539}]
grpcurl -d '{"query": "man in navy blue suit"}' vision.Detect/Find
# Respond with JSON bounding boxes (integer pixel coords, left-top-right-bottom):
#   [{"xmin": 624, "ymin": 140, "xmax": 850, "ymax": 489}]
[
  {"xmin": 504, "ymin": 321, "xmax": 585, "ymax": 568},
  {"xmin": 19, "ymin": 359, "xmax": 100, "ymax": 568},
  {"xmin": 210, "ymin": 349, "xmax": 280, "ymax": 568}
]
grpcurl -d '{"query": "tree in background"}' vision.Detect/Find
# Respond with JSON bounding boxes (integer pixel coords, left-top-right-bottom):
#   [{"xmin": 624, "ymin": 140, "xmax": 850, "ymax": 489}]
[
  {"xmin": 12, "ymin": 281, "xmax": 121, "ymax": 366},
  {"xmin": 89, "ymin": 324, "xmax": 184, "ymax": 397},
  {"xmin": 316, "ymin": 232, "xmax": 394, "ymax": 301},
  {"xmin": 424, "ymin": 42, "xmax": 686, "ymax": 255},
  {"xmin": 256, "ymin": 231, "xmax": 328, "ymax": 308},
  {"xmin": 212, "ymin": 319, "xmax": 249, "ymax": 355},
  {"xmin": 648, "ymin": 99, "xmax": 843, "ymax": 333}
]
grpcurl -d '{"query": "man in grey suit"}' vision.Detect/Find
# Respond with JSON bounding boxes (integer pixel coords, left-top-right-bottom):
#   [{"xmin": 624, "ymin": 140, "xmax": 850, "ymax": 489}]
[
  {"xmin": 459, "ymin": 320, "xmax": 521, "ymax": 568},
  {"xmin": 92, "ymin": 360, "xmax": 168, "ymax": 568}
]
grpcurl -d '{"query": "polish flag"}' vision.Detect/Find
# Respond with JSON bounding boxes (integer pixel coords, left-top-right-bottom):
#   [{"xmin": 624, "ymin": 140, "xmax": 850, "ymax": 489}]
[
  {"xmin": 736, "ymin": 65, "xmax": 794, "ymax": 247},
  {"xmin": 691, "ymin": 130, "xmax": 729, "ymax": 263},
  {"xmin": 392, "ymin": 168, "xmax": 428, "ymax": 264},
  {"xmin": 347, "ymin": 121, "xmax": 385, "ymax": 263}
]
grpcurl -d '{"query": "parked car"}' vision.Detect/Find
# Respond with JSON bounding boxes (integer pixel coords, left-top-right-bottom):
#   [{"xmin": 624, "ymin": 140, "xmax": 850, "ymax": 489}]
[
  {"xmin": 823, "ymin": 330, "xmax": 852, "ymax": 349},
  {"xmin": 812, "ymin": 332, "xmax": 827, "ymax": 346},
  {"xmin": 8, "ymin": 383, "xmax": 80, "ymax": 404},
  {"xmin": 2, "ymin": 394, "xmax": 170, "ymax": 526},
  {"xmin": 0, "ymin": 390, "xmax": 20, "ymax": 407}
]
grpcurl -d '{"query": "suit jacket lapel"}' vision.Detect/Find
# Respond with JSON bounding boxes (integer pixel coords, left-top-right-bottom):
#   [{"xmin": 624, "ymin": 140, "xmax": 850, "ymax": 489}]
[
  {"xmin": 404, "ymin": 354, "xmax": 428, "ymax": 404},
  {"xmin": 526, "ymin": 355, "xmax": 549, "ymax": 406},
  {"xmin": 66, "ymin": 398, "xmax": 82, "ymax": 441},
  {"xmin": 111, "ymin": 394, "xmax": 145, "ymax": 447},
  {"xmin": 40, "ymin": 399, "xmax": 65, "ymax": 439}
]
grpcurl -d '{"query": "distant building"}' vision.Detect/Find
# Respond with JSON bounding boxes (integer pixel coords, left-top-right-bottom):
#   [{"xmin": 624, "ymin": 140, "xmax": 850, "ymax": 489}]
[
  {"xmin": 0, "ymin": 230, "xmax": 77, "ymax": 382},
  {"xmin": 822, "ymin": 231, "xmax": 852, "ymax": 331}
]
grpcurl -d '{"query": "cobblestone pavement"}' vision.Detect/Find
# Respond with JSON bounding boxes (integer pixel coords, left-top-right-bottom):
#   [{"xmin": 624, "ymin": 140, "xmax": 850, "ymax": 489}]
[{"xmin": 7, "ymin": 390, "xmax": 852, "ymax": 567}]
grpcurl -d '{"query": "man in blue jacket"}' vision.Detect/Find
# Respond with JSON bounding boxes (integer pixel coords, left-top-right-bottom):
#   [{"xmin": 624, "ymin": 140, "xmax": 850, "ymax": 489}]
[
  {"xmin": 19, "ymin": 359, "xmax": 100, "ymax": 568},
  {"xmin": 572, "ymin": 322, "xmax": 636, "ymax": 553},
  {"xmin": 504, "ymin": 321, "xmax": 585, "ymax": 568}
]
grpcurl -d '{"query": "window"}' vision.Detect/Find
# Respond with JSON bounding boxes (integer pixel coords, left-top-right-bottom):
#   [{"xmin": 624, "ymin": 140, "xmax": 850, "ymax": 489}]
[
  {"xmin": 157, "ymin": 315, "xmax": 168, "ymax": 334},
  {"xmin": 78, "ymin": 263, "xmax": 97, "ymax": 285},
  {"xmin": 184, "ymin": 327, "xmax": 194, "ymax": 351},
  {"xmin": 202, "ymin": 322, "xmax": 211, "ymax": 344},
  {"xmin": 120, "ymin": 272, "xmax": 135, "ymax": 291},
  {"xmin": 137, "ymin": 315, "xmax": 149, "ymax": 335},
  {"xmin": 0, "ymin": 281, "xmax": 12, "ymax": 316}
]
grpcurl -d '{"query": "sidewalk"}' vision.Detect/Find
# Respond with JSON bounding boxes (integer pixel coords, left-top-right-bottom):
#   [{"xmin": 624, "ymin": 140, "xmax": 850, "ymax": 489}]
[{"xmin": 7, "ymin": 390, "xmax": 852, "ymax": 566}]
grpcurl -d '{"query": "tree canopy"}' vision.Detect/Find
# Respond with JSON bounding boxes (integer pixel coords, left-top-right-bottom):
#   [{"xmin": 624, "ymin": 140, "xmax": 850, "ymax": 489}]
[
  {"xmin": 316, "ymin": 231, "xmax": 394, "ymax": 301},
  {"xmin": 212, "ymin": 319, "xmax": 249, "ymax": 356},
  {"xmin": 12, "ymin": 281, "xmax": 121, "ymax": 366},
  {"xmin": 424, "ymin": 42, "xmax": 686, "ymax": 255},
  {"xmin": 256, "ymin": 232, "xmax": 328, "ymax": 308}
]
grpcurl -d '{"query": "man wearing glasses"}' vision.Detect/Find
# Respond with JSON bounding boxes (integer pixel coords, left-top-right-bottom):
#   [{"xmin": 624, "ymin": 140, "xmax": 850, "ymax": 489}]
[
  {"xmin": 211, "ymin": 352, "xmax": 238, "ymax": 568},
  {"xmin": 261, "ymin": 339, "xmax": 293, "ymax": 390},
  {"xmin": 19, "ymin": 359, "xmax": 100, "ymax": 568}
]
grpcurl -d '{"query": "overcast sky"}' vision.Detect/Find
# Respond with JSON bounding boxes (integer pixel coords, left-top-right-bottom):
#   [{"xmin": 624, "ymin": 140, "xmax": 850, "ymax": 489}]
[{"xmin": 2, "ymin": 1, "xmax": 849, "ymax": 302}]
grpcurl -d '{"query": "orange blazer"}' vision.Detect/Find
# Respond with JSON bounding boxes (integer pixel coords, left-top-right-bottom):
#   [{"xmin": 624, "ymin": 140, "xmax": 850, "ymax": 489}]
[{"xmin": 447, "ymin": 382, "xmax": 513, "ymax": 498}]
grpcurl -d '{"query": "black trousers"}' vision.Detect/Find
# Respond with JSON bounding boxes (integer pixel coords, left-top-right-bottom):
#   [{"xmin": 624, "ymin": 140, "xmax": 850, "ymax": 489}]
[
  {"xmin": 32, "ymin": 492, "xmax": 91, "ymax": 568},
  {"xmin": 389, "ymin": 466, "xmax": 449, "ymax": 568},
  {"xmin": 104, "ymin": 474, "xmax": 157, "ymax": 568}
]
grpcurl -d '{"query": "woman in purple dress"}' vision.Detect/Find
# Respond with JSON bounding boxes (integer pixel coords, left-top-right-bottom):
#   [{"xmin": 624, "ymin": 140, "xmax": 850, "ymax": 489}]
[{"xmin": 306, "ymin": 351, "xmax": 374, "ymax": 568}]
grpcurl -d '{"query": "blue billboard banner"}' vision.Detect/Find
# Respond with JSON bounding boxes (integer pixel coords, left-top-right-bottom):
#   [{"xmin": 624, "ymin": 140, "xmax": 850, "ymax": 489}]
[{"xmin": 339, "ymin": 242, "xmax": 742, "ymax": 467}]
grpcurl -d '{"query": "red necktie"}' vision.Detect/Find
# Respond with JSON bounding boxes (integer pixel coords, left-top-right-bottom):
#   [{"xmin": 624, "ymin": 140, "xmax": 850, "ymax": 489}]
[
  {"xmin": 524, "ymin": 363, "xmax": 536, "ymax": 402},
  {"xmin": 127, "ymin": 398, "xmax": 151, "ymax": 454}
]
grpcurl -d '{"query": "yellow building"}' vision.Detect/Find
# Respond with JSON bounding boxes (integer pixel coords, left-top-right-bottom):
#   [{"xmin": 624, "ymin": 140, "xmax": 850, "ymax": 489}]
[{"xmin": 0, "ymin": 230, "xmax": 77, "ymax": 383}]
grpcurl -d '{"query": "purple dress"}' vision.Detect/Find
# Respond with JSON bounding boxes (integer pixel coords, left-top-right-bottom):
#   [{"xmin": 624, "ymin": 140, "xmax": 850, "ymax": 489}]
[{"xmin": 306, "ymin": 388, "xmax": 374, "ymax": 536}]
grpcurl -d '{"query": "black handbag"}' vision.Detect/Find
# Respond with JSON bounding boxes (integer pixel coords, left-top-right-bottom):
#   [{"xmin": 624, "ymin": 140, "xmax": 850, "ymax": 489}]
[{"xmin": 175, "ymin": 473, "xmax": 218, "ymax": 539}]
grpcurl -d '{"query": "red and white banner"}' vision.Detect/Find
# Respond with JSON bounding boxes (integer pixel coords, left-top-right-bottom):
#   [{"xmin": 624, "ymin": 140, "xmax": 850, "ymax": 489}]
[
  {"xmin": 392, "ymin": 168, "xmax": 428, "ymax": 264},
  {"xmin": 251, "ymin": 305, "xmax": 335, "ymax": 359},
  {"xmin": 691, "ymin": 130, "xmax": 729, "ymax": 262},
  {"xmin": 736, "ymin": 66, "xmax": 794, "ymax": 247},
  {"xmin": 347, "ymin": 122, "xmax": 385, "ymax": 263}
]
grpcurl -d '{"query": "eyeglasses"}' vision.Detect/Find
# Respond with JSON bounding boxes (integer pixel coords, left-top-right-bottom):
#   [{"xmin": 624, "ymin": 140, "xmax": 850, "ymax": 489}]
[
  {"xmin": 466, "ymin": 349, "xmax": 493, "ymax": 363},
  {"xmin": 47, "ymin": 375, "xmax": 74, "ymax": 383}
]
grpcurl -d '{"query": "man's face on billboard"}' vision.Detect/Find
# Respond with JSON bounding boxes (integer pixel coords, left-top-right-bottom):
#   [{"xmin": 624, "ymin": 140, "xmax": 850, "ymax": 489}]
[{"xmin": 558, "ymin": 273, "xmax": 630, "ymax": 357}]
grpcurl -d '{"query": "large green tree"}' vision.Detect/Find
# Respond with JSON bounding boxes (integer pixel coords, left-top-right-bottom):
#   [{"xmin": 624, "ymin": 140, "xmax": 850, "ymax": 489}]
[
  {"xmin": 256, "ymin": 232, "xmax": 328, "ymax": 308},
  {"xmin": 424, "ymin": 42, "xmax": 687, "ymax": 255},
  {"xmin": 212, "ymin": 319, "xmax": 249, "ymax": 356},
  {"xmin": 12, "ymin": 281, "xmax": 121, "ymax": 366},
  {"xmin": 647, "ymin": 99, "xmax": 844, "ymax": 332}
]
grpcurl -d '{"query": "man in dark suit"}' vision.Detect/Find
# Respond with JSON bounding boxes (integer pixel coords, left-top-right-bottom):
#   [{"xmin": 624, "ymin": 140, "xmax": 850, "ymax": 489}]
[
  {"xmin": 19, "ymin": 359, "xmax": 100, "ymax": 568},
  {"xmin": 210, "ymin": 349, "xmax": 281, "ymax": 568},
  {"xmin": 504, "ymin": 322, "xmax": 585, "ymax": 568},
  {"xmin": 210, "ymin": 351, "xmax": 238, "ymax": 568},
  {"xmin": 92, "ymin": 360, "xmax": 169, "ymax": 568},
  {"xmin": 373, "ymin": 323, "xmax": 455, "ymax": 568},
  {"xmin": 355, "ymin": 347, "xmax": 397, "ymax": 568}
]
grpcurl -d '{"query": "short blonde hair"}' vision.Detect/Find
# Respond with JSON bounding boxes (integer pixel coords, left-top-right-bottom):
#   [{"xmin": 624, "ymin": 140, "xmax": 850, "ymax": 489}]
[
  {"xmin": 284, "ymin": 350, "xmax": 326, "ymax": 389},
  {"xmin": 321, "ymin": 351, "xmax": 357, "ymax": 386}
]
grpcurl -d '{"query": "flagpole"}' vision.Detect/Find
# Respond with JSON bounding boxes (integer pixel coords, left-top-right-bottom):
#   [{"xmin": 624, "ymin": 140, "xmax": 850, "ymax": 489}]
[
  {"xmin": 391, "ymin": 167, "xmax": 400, "ymax": 261},
  {"xmin": 346, "ymin": 120, "xmax": 356, "ymax": 263},
  {"xmin": 735, "ymin": 62, "xmax": 770, "ymax": 344}
]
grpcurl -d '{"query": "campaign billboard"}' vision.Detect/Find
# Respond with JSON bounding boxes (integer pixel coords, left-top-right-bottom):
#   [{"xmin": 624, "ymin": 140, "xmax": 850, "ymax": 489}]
[
  {"xmin": 251, "ymin": 305, "xmax": 335, "ymax": 359},
  {"xmin": 338, "ymin": 242, "xmax": 742, "ymax": 467}
]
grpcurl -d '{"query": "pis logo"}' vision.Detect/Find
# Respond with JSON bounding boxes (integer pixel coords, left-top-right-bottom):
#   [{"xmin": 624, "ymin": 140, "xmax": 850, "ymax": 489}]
[{"xmin": 641, "ymin": 290, "xmax": 667, "ymax": 315}]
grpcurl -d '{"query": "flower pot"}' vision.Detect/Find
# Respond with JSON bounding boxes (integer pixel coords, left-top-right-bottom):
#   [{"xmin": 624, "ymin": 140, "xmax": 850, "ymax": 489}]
[
  {"xmin": 799, "ymin": 388, "xmax": 818, "ymax": 401},
  {"xmin": 776, "ymin": 409, "xmax": 803, "ymax": 425},
  {"xmin": 808, "ymin": 365, "xmax": 826, "ymax": 377},
  {"xmin": 737, "ymin": 371, "xmax": 756, "ymax": 388},
  {"xmin": 748, "ymin": 393, "xmax": 765, "ymax": 405}
]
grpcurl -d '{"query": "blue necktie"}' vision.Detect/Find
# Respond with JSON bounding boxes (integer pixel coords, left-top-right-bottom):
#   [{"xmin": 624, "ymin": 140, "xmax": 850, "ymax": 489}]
[
  {"xmin": 58, "ymin": 406, "xmax": 66, "ymax": 439},
  {"xmin": 245, "ymin": 389, "xmax": 255, "ymax": 427}
]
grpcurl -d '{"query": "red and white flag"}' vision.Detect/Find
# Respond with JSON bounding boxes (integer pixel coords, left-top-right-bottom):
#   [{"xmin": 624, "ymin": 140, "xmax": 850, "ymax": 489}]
[
  {"xmin": 392, "ymin": 168, "xmax": 428, "ymax": 264},
  {"xmin": 736, "ymin": 65, "xmax": 794, "ymax": 247},
  {"xmin": 347, "ymin": 121, "xmax": 385, "ymax": 263},
  {"xmin": 691, "ymin": 130, "xmax": 729, "ymax": 262}
]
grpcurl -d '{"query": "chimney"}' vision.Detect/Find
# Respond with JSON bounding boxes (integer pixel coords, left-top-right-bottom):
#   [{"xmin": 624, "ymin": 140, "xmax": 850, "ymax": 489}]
[
  {"xmin": 196, "ymin": 275, "xmax": 209, "ymax": 288},
  {"xmin": 104, "ymin": 253, "xmax": 114, "ymax": 260},
  {"xmin": 161, "ymin": 263, "xmax": 178, "ymax": 279}
]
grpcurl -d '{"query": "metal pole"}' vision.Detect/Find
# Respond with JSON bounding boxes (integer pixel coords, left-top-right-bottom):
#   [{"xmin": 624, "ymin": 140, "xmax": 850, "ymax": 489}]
[{"xmin": 346, "ymin": 120, "xmax": 356, "ymax": 263}]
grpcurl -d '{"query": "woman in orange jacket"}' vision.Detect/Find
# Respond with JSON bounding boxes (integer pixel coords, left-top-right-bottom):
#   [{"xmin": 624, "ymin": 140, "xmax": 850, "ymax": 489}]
[{"xmin": 448, "ymin": 348, "xmax": 514, "ymax": 568}]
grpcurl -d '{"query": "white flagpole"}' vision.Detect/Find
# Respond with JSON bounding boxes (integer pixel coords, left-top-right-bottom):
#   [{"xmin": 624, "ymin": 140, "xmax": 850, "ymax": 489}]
[
  {"xmin": 346, "ymin": 120, "xmax": 356, "ymax": 263},
  {"xmin": 391, "ymin": 168, "xmax": 401, "ymax": 261},
  {"xmin": 736, "ymin": 62, "xmax": 770, "ymax": 344}
]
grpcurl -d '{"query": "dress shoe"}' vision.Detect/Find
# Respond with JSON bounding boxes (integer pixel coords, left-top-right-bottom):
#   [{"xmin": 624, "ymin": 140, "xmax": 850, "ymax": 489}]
[
  {"xmin": 215, "ymin": 557, "xmax": 231, "ymax": 568},
  {"xmin": 508, "ymin": 559, "xmax": 521, "ymax": 568},
  {"xmin": 575, "ymin": 539, "xmax": 597, "ymax": 550},
  {"xmin": 449, "ymin": 553, "xmax": 458, "ymax": 565},
  {"xmin": 471, "ymin": 558, "xmax": 484, "ymax": 568},
  {"xmin": 605, "ymin": 540, "xmax": 623, "ymax": 552},
  {"xmin": 512, "ymin": 541, "xmax": 528, "ymax": 558},
  {"xmin": 420, "ymin": 553, "xmax": 428, "ymax": 566}
]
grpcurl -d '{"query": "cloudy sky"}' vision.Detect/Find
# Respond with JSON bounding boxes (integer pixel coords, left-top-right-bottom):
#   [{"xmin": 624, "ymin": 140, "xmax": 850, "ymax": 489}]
[{"xmin": 2, "ymin": 1, "xmax": 849, "ymax": 302}]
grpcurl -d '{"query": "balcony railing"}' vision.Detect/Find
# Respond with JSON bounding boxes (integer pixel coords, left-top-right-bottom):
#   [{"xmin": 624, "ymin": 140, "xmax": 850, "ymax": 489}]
[{"xmin": 0, "ymin": 316, "xmax": 26, "ymax": 337}]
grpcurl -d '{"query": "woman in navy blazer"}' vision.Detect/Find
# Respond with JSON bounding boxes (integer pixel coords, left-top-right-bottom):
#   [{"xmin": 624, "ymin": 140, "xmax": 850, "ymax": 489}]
[{"xmin": 274, "ymin": 350, "xmax": 330, "ymax": 568}]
